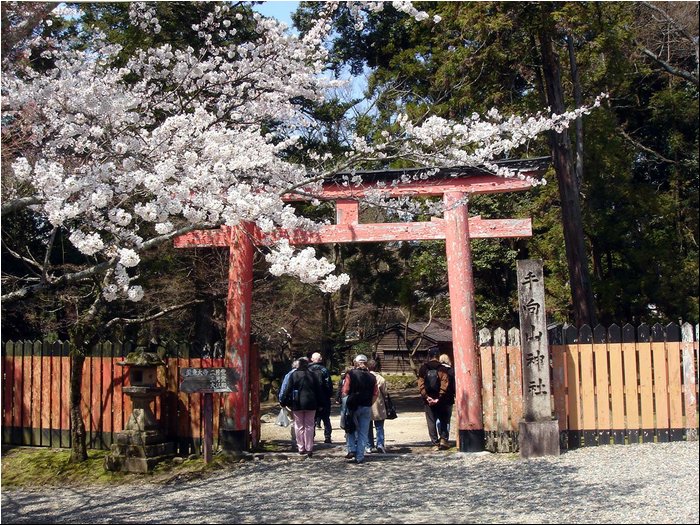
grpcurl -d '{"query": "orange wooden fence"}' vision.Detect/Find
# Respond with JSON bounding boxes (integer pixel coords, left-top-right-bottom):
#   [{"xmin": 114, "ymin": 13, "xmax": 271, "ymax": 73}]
[
  {"xmin": 1, "ymin": 340, "xmax": 227, "ymax": 455},
  {"xmin": 3, "ymin": 322, "xmax": 698, "ymax": 453},
  {"xmin": 480, "ymin": 322, "xmax": 699, "ymax": 452}
]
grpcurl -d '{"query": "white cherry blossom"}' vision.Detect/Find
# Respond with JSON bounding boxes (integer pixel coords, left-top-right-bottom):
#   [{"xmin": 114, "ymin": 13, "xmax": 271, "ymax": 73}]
[{"xmin": 2, "ymin": 1, "xmax": 600, "ymax": 303}]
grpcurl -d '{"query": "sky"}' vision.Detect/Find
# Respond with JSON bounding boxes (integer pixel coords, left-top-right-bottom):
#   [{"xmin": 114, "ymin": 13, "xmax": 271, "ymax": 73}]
[
  {"xmin": 251, "ymin": 1, "xmax": 370, "ymax": 106},
  {"xmin": 252, "ymin": 1, "xmax": 300, "ymax": 28}
]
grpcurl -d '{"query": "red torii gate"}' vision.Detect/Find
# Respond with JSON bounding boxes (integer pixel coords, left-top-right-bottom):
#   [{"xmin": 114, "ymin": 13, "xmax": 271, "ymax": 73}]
[{"xmin": 174, "ymin": 158, "xmax": 548, "ymax": 453}]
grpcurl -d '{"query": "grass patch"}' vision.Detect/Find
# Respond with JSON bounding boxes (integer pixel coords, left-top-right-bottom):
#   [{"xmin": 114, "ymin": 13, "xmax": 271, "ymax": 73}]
[
  {"xmin": 1, "ymin": 447, "xmax": 224, "ymax": 489},
  {"xmin": 1, "ymin": 448, "xmax": 127, "ymax": 489}
]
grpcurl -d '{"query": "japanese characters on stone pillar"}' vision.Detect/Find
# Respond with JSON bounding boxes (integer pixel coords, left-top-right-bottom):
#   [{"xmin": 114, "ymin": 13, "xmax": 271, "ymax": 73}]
[
  {"xmin": 516, "ymin": 259, "xmax": 559, "ymax": 458},
  {"xmin": 517, "ymin": 259, "xmax": 552, "ymax": 421}
]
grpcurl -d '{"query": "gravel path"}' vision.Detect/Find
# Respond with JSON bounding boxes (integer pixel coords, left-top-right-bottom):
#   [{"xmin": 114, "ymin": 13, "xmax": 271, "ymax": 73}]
[
  {"xmin": 2, "ymin": 389, "xmax": 698, "ymax": 523},
  {"xmin": 2, "ymin": 441, "xmax": 698, "ymax": 524}
]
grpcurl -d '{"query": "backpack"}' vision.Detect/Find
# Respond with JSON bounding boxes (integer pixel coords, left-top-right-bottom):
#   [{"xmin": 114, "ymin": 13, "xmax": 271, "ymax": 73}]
[
  {"xmin": 310, "ymin": 363, "xmax": 333, "ymax": 398},
  {"xmin": 425, "ymin": 367, "xmax": 441, "ymax": 397}
]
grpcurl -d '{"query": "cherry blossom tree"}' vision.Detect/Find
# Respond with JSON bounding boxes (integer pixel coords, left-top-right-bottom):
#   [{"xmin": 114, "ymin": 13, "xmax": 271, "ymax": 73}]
[{"xmin": 1, "ymin": 1, "xmax": 601, "ymax": 461}]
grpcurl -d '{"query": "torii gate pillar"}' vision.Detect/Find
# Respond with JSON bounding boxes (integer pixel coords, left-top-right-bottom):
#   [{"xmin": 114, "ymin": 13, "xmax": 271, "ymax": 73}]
[
  {"xmin": 220, "ymin": 224, "xmax": 254, "ymax": 454},
  {"xmin": 444, "ymin": 192, "xmax": 484, "ymax": 451}
]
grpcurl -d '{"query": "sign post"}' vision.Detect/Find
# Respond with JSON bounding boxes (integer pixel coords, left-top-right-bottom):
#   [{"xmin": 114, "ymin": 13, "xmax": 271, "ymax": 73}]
[
  {"xmin": 516, "ymin": 259, "xmax": 560, "ymax": 458},
  {"xmin": 180, "ymin": 368, "xmax": 238, "ymax": 463}
]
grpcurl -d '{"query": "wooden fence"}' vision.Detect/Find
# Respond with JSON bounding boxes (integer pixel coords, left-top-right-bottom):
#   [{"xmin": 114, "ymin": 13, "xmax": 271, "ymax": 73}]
[
  {"xmin": 480, "ymin": 322, "xmax": 699, "ymax": 452},
  {"xmin": 0, "ymin": 340, "xmax": 227, "ymax": 455},
  {"xmin": 2, "ymin": 322, "xmax": 698, "ymax": 453}
]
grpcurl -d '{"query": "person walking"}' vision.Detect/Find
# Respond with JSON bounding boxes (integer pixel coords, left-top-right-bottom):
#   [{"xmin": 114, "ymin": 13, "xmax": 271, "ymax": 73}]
[
  {"xmin": 367, "ymin": 359, "xmax": 388, "ymax": 454},
  {"xmin": 439, "ymin": 353, "xmax": 456, "ymax": 442},
  {"xmin": 281, "ymin": 357, "xmax": 323, "ymax": 457},
  {"xmin": 278, "ymin": 358, "xmax": 299, "ymax": 451},
  {"xmin": 417, "ymin": 347, "xmax": 451, "ymax": 450},
  {"xmin": 309, "ymin": 352, "xmax": 333, "ymax": 444},
  {"xmin": 341, "ymin": 354, "xmax": 377, "ymax": 464}
]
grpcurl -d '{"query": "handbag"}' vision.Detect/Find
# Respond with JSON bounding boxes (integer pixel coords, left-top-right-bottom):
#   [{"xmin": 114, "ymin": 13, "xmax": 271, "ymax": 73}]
[
  {"xmin": 385, "ymin": 393, "xmax": 398, "ymax": 420},
  {"xmin": 275, "ymin": 406, "xmax": 291, "ymax": 427},
  {"xmin": 344, "ymin": 408, "xmax": 356, "ymax": 433},
  {"xmin": 340, "ymin": 403, "xmax": 356, "ymax": 433},
  {"xmin": 346, "ymin": 392, "xmax": 360, "ymax": 410}
]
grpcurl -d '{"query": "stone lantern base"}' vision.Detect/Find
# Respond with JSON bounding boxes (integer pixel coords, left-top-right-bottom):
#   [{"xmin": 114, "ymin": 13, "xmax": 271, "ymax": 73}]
[{"xmin": 105, "ymin": 429, "xmax": 176, "ymax": 473}]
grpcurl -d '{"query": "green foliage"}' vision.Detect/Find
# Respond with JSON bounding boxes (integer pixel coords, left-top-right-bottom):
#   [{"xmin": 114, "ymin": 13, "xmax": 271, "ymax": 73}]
[
  {"xmin": 302, "ymin": 1, "xmax": 699, "ymax": 326},
  {"xmin": 383, "ymin": 374, "xmax": 418, "ymax": 390}
]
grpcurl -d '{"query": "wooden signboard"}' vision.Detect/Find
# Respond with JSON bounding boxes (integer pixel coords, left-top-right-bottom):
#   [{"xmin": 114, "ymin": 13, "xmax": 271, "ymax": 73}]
[
  {"xmin": 179, "ymin": 367, "xmax": 237, "ymax": 464},
  {"xmin": 179, "ymin": 368, "xmax": 237, "ymax": 393}
]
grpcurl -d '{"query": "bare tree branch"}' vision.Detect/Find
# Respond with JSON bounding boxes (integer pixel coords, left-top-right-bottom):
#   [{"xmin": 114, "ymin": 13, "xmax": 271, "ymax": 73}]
[
  {"xmin": 400, "ymin": 298, "xmax": 437, "ymax": 375},
  {"xmin": 1, "ymin": 221, "xmax": 219, "ymax": 304},
  {"xmin": 105, "ymin": 299, "xmax": 206, "ymax": 329},
  {"xmin": 641, "ymin": 46, "xmax": 699, "ymax": 86},
  {"xmin": 640, "ymin": 1, "xmax": 697, "ymax": 45},
  {"xmin": 618, "ymin": 127, "xmax": 678, "ymax": 165},
  {"xmin": 42, "ymin": 226, "xmax": 58, "ymax": 282},
  {"xmin": 2, "ymin": 242, "xmax": 43, "ymax": 273}
]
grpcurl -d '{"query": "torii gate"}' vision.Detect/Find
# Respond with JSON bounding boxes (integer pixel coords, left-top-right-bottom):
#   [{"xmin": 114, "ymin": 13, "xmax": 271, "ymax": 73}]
[{"xmin": 174, "ymin": 158, "xmax": 548, "ymax": 453}]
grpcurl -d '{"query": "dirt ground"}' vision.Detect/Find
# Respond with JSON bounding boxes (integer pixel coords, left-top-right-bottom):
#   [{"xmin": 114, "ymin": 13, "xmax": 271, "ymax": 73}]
[{"xmin": 259, "ymin": 386, "xmax": 443, "ymax": 455}]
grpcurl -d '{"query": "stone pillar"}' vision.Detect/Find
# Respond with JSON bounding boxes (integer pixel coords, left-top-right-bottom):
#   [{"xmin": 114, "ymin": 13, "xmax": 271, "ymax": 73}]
[
  {"xmin": 221, "ymin": 225, "xmax": 254, "ymax": 455},
  {"xmin": 516, "ymin": 259, "xmax": 559, "ymax": 458},
  {"xmin": 444, "ymin": 192, "xmax": 484, "ymax": 452}
]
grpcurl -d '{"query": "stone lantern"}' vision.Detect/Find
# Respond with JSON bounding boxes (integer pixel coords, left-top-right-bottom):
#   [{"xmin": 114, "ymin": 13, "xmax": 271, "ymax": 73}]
[{"xmin": 105, "ymin": 349, "xmax": 175, "ymax": 473}]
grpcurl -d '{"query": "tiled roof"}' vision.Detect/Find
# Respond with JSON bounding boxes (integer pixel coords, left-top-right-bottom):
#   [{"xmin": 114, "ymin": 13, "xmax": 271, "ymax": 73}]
[{"xmin": 407, "ymin": 318, "xmax": 453, "ymax": 342}]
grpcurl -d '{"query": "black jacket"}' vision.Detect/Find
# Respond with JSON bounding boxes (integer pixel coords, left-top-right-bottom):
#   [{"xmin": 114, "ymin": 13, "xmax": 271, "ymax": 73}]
[
  {"xmin": 347, "ymin": 368, "xmax": 377, "ymax": 407},
  {"xmin": 281, "ymin": 369, "xmax": 322, "ymax": 411}
]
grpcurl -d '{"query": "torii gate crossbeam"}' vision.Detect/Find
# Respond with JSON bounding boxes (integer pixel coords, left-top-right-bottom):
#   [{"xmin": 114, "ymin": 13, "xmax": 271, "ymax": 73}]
[{"xmin": 174, "ymin": 160, "xmax": 546, "ymax": 454}]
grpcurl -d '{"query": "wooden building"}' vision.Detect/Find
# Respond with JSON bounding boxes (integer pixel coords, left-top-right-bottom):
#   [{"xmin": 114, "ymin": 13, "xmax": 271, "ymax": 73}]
[{"xmin": 370, "ymin": 319, "xmax": 454, "ymax": 374}]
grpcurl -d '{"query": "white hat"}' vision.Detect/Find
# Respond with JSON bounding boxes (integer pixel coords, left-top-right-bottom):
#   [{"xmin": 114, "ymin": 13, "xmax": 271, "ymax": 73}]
[{"xmin": 354, "ymin": 354, "xmax": 368, "ymax": 363}]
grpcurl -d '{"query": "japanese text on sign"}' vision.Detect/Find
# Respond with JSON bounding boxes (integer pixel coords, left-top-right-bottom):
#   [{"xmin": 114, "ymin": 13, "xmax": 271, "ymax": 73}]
[{"xmin": 179, "ymin": 368, "xmax": 237, "ymax": 393}]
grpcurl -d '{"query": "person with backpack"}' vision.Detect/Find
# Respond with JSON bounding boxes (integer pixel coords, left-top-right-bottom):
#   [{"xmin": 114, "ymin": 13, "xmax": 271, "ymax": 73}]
[
  {"xmin": 417, "ymin": 346, "xmax": 451, "ymax": 450},
  {"xmin": 341, "ymin": 354, "xmax": 378, "ymax": 464},
  {"xmin": 309, "ymin": 351, "xmax": 334, "ymax": 443},
  {"xmin": 280, "ymin": 357, "xmax": 323, "ymax": 457}
]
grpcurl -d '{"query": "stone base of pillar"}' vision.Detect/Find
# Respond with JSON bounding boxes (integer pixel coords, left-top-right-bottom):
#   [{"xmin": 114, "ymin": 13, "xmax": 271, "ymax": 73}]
[
  {"xmin": 518, "ymin": 419, "xmax": 560, "ymax": 459},
  {"xmin": 458, "ymin": 429, "xmax": 485, "ymax": 452}
]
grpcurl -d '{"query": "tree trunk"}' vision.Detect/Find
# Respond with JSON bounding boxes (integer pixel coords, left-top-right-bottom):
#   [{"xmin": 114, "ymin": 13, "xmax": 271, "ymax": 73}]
[
  {"xmin": 566, "ymin": 33, "xmax": 585, "ymax": 189},
  {"xmin": 538, "ymin": 16, "xmax": 597, "ymax": 327},
  {"xmin": 69, "ymin": 350, "xmax": 88, "ymax": 463},
  {"xmin": 321, "ymin": 293, "xmax": 336, "ymax": 358}
]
